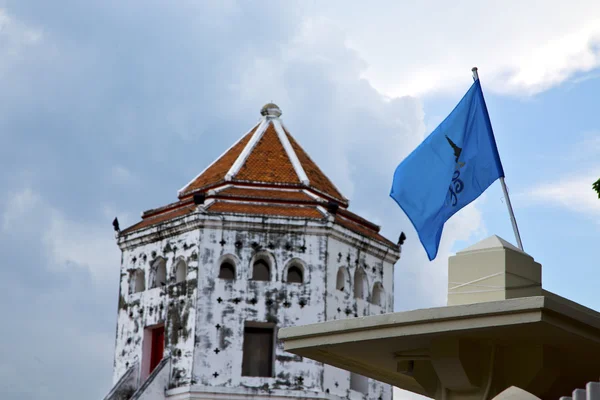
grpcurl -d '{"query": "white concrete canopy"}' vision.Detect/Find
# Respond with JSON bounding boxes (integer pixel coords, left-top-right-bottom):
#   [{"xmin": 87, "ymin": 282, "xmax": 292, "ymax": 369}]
[{"xmin": 279, "ymin": 292, "xmax": 600, "ymax": 400}]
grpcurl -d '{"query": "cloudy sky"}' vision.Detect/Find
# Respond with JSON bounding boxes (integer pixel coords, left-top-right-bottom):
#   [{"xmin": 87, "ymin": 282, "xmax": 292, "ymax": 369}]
[{"xmin": 1, "ymin": 1, "xmax": 599, "ymax": 399}]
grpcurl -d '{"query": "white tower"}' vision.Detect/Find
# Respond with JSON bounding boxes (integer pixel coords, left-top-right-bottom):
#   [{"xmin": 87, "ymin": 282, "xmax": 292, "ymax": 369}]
[{"xmin": 104, "ymin": 104, "xmax": 401, "ymax": 400}]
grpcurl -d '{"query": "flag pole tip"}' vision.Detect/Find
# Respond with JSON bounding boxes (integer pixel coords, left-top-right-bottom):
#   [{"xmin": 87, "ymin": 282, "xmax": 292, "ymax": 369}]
[{"xmin": 471, "ymin": 67, "xmax": 478, "ymax": 72}]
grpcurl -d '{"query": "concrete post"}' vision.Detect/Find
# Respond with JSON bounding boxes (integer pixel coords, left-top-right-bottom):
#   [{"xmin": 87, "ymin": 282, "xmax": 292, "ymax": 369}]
[{"xmin": 448, "ymin": 235, "xmax": 542, "ymax": 306}]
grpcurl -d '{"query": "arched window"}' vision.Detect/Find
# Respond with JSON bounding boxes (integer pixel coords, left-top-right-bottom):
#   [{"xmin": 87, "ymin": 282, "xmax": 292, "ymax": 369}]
[
  {"xmin": 286, "ymin": 265, "xmax": 303, "ymax": 284},
  {"xmin": 219, "ymin": 261, "xmax": 236, "ymax": 280},
  {"xmin": 252, "ymin": 259, "xmax": 271, "ymax": 281},
  {"xmin": 336, "ymin": 267, "xmax": 350, "ymax": 292},
  {"xmin": 174, "ymin": 259, "xmax": 187, "ymax": 283},
  {"xmin": 350, "ymin": 372, "xmax": 369, "ymax": 394},
  {"xmin": 133, "ymin": 269, "xmax": 145, "ymax": 293},
  {"xmin": 151, "ymin": 258, "xmax": 167, "ymax": 288},
  {"xmin": 353, "ymin": 267, "xmax": 368, "ymax": 300},
  {"xmin": 371, "ymin": 282, "xmax": 385, "ymax": 307}
]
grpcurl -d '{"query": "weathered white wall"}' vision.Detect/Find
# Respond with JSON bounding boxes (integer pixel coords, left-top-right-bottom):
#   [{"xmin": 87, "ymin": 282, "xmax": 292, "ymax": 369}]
[
  {"xmin": 193, "ymin": 217, "xmax": 327, "ymax": 392},
  {"xmin": 322, "ymin": 235, "xmax": 395, "ymax": 400},
  {"xmin": 113, "ymin": 228, "xmax": 199, "ymax": 389},
  {"xmin": 111, "ymin": 211, "xmax": 398, "ymax": 400}
]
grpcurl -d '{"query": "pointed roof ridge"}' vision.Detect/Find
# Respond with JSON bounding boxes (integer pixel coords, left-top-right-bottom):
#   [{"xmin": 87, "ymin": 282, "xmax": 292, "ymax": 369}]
[
  {"xmin": 233, "ymin": 120, "xmax": 301, "ymax": 184},
  {"xmin": 178, "ymin": 103, "xmax": 347, "ymax": 205},
  {"xmin": 457, "ymin": 234, "xmax": 528, "ymax": 255},
  {"xmin": 177, "ymin": 121, "xmax": 260, "ymax": 196},
  {"xmin": 225, "ymin": 118, "xmax": 270, "ymax": 181},
  {"xmin": 223, "ymin": 117, "xmax": 310, "ymax": 186},
  {"xmin": 280, "ymin": 121, "xmax": 347, "ymax": 204},
  {"xmin": 272, "ymin": 118, "xmax": 309, "ymax": 185},
  {"xmin": 122, "ymin": 104, "xmax": 397, "ymax": 248}
]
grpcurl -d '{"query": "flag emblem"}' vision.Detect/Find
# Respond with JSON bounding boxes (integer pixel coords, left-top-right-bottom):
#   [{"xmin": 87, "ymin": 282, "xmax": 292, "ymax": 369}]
[{"xmin": 390, "ymin": 79, "xmax": 505, "ymax": 260}]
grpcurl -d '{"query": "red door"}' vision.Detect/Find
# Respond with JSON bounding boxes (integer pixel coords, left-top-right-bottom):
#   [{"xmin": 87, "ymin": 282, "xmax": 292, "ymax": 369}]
[{"xmin": 149, "ymin": 326, "xmax": 165, "ymax": 374}]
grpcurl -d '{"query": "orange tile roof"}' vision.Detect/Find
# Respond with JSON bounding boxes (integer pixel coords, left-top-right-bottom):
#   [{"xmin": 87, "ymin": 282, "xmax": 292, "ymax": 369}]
[
  {"xmin": 178, "ymin": 117, "xmax": 347, "ymax": 206},
  {"xmin": 235, "ymin": 124, "xmax": 300, "ymax": 184},
  {"xmin": 338, "ymin": 208, "xmax": 381, "ymax": 233},
  {"xmin": 121, "ymin": 199, "xmax": 396, "ymax": 248},
  {"xmin": 283, "ymin": 129, "xmax": 346, "ymax": 203},
  {"xmin": 120, "ymin": 105, "xmax": 396, "ymax": 249},
  {"xmin": 334, "ymin": 215, "xmax": 397, "ymax": 248},
  {"xmin": 141, "ymin": 198, "xmax": 194, "ymax": 218},
  {"xmin": 179, "ymin": 124, "xmax": 258, "ymax": 196},
  {"xmin": 206, "ymin": 201, "xmax": 324, "ymax": 219},
  {"xmin": 122, "ymin": 205, "xmax": 196, "ymax": 234},
  {"xmin": 217, "ymin": 187, "xmax": 314, "ymax": 202}
]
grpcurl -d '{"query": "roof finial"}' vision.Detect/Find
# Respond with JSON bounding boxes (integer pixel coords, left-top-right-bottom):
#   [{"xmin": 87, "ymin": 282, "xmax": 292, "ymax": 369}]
[{"xmin": 261, "ymin": 103, "xmax": 282, "ymax": 118}]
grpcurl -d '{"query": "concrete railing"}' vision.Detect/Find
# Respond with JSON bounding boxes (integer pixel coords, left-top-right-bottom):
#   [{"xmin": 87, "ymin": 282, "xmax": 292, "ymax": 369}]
[
  {"xmin": 492, "ymin": 382, "xmax": 600, "ymax": 400},
  {"xmin": 559, "ymin": 382, "xmax": 600, "ymax": 400},
  {"xmin": 129, "ymin": 356, "xmax": 171, "ymax": 400},
  {"xmin": 103, "ymin": 362, "xmax": 139, "ymax": 400}
]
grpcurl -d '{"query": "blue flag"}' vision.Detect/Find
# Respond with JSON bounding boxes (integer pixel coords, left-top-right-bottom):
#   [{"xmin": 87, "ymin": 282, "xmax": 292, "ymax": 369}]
[{"xmin": 390, "ymin": 80, "xmax": 504, "ymax": 261}]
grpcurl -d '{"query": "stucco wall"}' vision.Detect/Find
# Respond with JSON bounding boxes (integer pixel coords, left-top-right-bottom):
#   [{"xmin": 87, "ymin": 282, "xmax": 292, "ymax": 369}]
[
  {"xmin": 113, "ymin": 229, "xmax": 199, "ymax": 388},
  {"xmin": 193, "ymin": 219, "xmax": 327, "ymax": 392},
  {"xmin": 322, "ymin": 236, "xmax": 395, "ymax": 400},
  {"xmin": 111, "ymin": 212, "xmax": 398, "ymax": 400}
]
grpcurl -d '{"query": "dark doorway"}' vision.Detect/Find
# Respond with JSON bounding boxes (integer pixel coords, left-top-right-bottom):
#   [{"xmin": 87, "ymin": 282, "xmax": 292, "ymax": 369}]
[
  {"xmin": 149, "ymin": 325, "xmax": 165, "ymax": 374},
  {"xmin": 219, "ymin": 261, "xmax": 236, "ymax": 280},
  {"xmin": 242, "ymin": 326, "xmax": 274, "ymax": 377},
  {"xmin": 252, "ymin": 260, "xmax": 270, "ymax": 281}
]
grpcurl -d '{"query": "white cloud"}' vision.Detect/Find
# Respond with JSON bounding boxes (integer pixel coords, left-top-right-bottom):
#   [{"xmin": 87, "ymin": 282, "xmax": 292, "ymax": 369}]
[
  {"xmin": 44, "ymin": 209, "xmax": 120, "ymax": 283},
  {"xmin": 0, "ymin": 3, "xmax": 496, "ymax": 398},
  {"xmin": 223, "ymin": 12, "xmax": 486, "ymax": 316},
  {"xmin": 0, "ymin": 186, "xmax": 118, "ymax": 399},
  {"xmin": 316, "ymin": 1, "xmax": 600, "ymax": 97},
  {"xmin": 110, "ymin": 165, "xmax": 135, "ymax": 185},
  {"xmin": 1, "ymin": 187, "xmax": 40, "ymax": 231},
  {"xmin": 519, "ymin": 132, "xmax": 600, "ymax": 217},
  {"xmin": 568, "ymin": 132, "xmax": 600, "ymax": 161},
  {"xmin": 393, "ymin": 199, "xmax": 486, "ymax": 312},
  {"xmin": 2, "ymin": 187, "xmax": 121, "ymax": 284},
  {"xmin": 522, "ymin": 172, "xmax": 600, "ymax": 216},
  {"xmin": 102, "ymin": 204, "xmax": 135, "ymax": 230},
  {"xmin": 232, "ymin": 15, "xmax": 427, "ymax": 198},
  {"xmin": 507, "ymin": 21, "xmax": 600, "ymax": 94},
  {"xmin": 0, "ymin": 8, "xmax": 43, "ymax": 74}
]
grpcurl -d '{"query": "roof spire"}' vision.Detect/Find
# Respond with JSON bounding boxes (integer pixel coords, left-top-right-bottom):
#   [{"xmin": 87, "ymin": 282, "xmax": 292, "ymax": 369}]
[
  {"xmin": 178, "ymin": 102, "xmax": 347, "ymax": 204},
  {"xmin": 261, "ymin": 103, "xmax": 282, "ymax": 118}
]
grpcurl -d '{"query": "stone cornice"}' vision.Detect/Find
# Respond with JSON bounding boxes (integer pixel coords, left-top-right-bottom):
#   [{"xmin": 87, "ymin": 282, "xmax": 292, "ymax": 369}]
[{"xmin": 117, "ymin": 212, "xmax": 400, "ymax": 263}]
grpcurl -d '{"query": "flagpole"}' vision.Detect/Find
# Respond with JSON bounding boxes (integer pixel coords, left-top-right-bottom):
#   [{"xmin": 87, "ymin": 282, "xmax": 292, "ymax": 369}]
[{"xmin": 471, "ymin": 67, "xmax": 524, "ymax": 251}]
